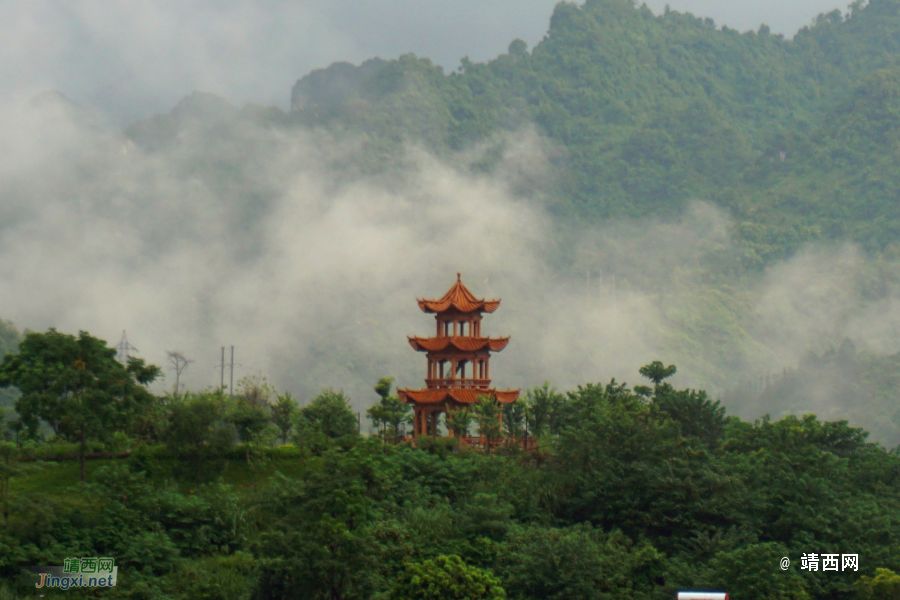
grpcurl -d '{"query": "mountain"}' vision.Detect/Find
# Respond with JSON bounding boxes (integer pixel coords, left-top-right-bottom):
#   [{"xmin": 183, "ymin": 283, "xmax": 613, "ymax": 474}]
[{"xmin": 277, "ymin": 0, "xmax": 900, "ymax": 262}]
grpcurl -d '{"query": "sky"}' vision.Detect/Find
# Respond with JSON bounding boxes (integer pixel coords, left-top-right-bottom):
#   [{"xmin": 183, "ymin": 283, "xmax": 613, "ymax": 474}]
[{"xmin": 0, "ymin": 0, "xmax": 850, "ymax": 126}]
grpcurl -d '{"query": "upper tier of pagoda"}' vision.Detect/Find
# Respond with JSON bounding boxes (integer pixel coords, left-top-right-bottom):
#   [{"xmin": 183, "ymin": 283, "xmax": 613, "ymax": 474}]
[{"xmin": 417, "ymin": 273, "xmax": 500, "ymax": 314}]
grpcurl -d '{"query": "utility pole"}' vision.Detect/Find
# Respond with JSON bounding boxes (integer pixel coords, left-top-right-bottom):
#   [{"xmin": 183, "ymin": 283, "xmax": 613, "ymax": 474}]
[
  {"xmin": 220, "ymin": 347, "xmax": 225, "ymax": 391},
  {"xmin": 229, "ymin": 345, "xmax": 235, "ymax": 396}
]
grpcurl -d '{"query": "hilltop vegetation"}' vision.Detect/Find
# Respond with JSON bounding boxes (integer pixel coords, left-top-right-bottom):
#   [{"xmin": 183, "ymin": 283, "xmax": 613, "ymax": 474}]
[{"xmin": 1, "ymin": 330, "xmax": 900, "ymax": 599}]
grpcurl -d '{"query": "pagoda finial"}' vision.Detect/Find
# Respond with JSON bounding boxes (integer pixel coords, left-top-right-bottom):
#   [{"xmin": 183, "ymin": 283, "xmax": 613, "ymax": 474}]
[{"xmin": 457, "ymin": 272, "xmax": 461, "ymax": 282}]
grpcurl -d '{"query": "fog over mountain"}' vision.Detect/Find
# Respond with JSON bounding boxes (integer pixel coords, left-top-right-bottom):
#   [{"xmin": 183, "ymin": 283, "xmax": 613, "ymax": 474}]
[{"xmin": 0, "ymin": 91, "xmax": 896, "ymax": 441}]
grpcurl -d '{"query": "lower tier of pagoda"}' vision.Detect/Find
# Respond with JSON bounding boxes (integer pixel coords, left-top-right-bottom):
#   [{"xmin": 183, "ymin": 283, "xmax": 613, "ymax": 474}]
[{"xmin": 398, "ymin": 387, "xmax": 519, "ymax": 405}]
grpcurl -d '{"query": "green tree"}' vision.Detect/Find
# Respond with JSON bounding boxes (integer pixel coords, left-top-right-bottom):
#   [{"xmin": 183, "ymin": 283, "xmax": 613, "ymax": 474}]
[
  {"xmin": 856, "ymin": 568, "xmax": 900, "ymax": 600},
  {"xmin": 446, "ymin": 407, "xmax": 472, "ymax": 438},
  {"xmin": 163, "ymin": 392, "xmax": 234, "ymax": 479},
  {"xmin": 229, "ymin": 399, "xmax": 270, "ymax": 464},
  {"xmin": 0, "ymin": 442, "xmax": 19, "ymax": 528},
  {"xmin": 502, "ymin": 399, "xmax": 526, "ymax": 442},
  {"xmin": 710, "ymin": 543, "xmax": 808, "ymax": 600},
  {"xmin": 229, "ymin": 375, "xmax": 276, "ymax": 462},
  {"xmin": 271, "ymin": 392, "xmax": 298, "ymax": 445},
  {"xmin": 253, "ymin": 446, "xmax": 383, "ymax": 600},
  {"xmin": 652, "ymin": 386, "xmax": 727, "ymax": 447},
  {"xmin": 299, "ymin": 389, "xmax": 358, "ymax": 439},
  {"xmin": 367, "ymin": 377, "xmax": 411, "ymax": 443},
  {"xmin": 473, "ymin": 396, "xmax": 503, "ymax": 452},
  {"xmin": 0, "ymin": 329, "xmax": 161, "ymax": 481},
  {"xmin": 0, "ymin": 320, "xmax": 20, "ymax": 413},
  {"xmin": 389, "ymin": 555, "xmax": 505, "ymax": 600},
  {"xmin": 524, "ymin": 382, "xmax": 564, "ymax": 437},
  {"xmin": 638, "ymin": 360, "xmax": 677, "ymax": 386},
  {"xmin": 498, "ymin": 526, "xmax": 662, "ymax": 600},
  {"xmin": 552, "ymin": 380, "xmax": 720, "ymax": 541}
]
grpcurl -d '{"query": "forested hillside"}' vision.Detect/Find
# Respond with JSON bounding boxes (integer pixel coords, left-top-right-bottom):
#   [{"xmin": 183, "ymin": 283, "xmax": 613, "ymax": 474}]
[
  {"xmin": 122, "ymin": 0, "xmax": 900, "ymax": 263},
  {"xmin": 1, "ymin": 331, "xmax": 899, "ymax": 599},
  {"xmin": 253, "ymin": 0, "xmax": 898, "ymax": 263}
]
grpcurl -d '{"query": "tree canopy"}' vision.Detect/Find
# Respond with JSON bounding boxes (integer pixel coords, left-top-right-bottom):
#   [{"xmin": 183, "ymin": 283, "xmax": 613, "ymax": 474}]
[{"xmin": 0, "ymin": 329, "xmax": 160, "ymax": 480}]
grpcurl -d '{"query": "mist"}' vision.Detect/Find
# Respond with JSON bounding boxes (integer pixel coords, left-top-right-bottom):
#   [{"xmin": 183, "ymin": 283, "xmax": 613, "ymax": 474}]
[{"xmin": 2, "ymin": 91, "xmax": 900, "ymax": 449}]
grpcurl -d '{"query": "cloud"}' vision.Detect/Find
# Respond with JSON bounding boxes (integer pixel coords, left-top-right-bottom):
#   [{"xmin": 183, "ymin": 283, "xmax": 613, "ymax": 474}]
[
  {"xmin": 0, "ymin": 93, "xmax": 674, "ymax": 407},
  {"xmin": 3, "ymin": 91, "xmax": 900, "ymax": 449}
]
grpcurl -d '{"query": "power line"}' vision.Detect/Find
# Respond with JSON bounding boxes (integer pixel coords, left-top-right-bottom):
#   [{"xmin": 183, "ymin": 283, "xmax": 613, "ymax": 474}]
[
  {"xmin": 115, "ymin": 331, "xmax": 138, "ymax": 363},
  {"xmin": 216, "ymin": 345, "xmax": 242, "ymax": 394}
]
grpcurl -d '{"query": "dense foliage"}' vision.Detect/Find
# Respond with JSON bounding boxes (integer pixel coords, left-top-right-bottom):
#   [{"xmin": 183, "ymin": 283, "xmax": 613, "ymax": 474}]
[
  {"xmin": 0, "ymin": 329, "xmax": 898, "ymax": 599},
  {"xmin": 6, "ymin": 1, "xmax": 900, "ymax": 597}
]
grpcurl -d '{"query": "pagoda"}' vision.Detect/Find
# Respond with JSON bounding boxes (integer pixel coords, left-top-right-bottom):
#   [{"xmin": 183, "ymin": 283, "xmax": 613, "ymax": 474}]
[{"xmin": 398, "ymin": 273, "xmax": 519, "ymax": 437}]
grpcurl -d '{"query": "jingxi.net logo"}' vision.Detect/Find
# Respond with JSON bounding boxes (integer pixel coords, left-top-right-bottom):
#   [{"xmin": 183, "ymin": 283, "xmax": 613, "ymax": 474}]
[{"xmin": 33, "ymin": 557, "xmax": 117, "ymax": 589}]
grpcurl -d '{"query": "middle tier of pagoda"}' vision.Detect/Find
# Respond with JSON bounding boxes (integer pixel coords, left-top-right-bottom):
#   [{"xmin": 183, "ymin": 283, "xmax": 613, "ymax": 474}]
[{"xmin": 408, "ymin": 336, "xmax": 510, "ymax": 354}]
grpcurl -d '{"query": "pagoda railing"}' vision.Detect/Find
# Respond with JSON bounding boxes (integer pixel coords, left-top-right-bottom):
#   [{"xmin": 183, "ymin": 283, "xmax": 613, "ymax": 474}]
[
  {"xmin": 425, "ymin": 378, "xmax": 492, "ymax": 389},
  {"xmin": 399, "ymin": 435, "xmax": 538, "ymax": 451}
]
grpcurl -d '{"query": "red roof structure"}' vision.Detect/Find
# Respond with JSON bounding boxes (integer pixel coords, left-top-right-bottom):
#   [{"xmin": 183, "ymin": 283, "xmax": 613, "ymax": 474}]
[
  {"xmin": 398, "ymin": 274, "xmax": 519, "ymax": 437},
  {"xmin": 407, "ymin": 336, "xmax": 510, "ymax": 353},
  {"xmin": 417, "ymin": 273, "xmax": 501, "ymax": 314}
]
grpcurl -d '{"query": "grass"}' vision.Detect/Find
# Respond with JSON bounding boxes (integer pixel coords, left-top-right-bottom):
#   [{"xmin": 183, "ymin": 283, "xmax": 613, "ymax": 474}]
[
  {"xmin": 8, "ymin": 458, "xmax": 118, "ymax": 498},
  {"xmin": 7, "ymin": 454, "xmax": 311, "ymax": 501}
]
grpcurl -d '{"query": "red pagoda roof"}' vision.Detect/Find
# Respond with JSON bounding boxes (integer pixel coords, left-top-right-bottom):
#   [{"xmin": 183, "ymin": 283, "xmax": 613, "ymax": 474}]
[
  {"xmin": 398, "ymin": 388, "xmax": 520, "ymax": 405},
  {"xmin": 417, "ymin": 273, "xmax": 500, "ymax": 314},
  {"xmin": 408, "ymin": 336, "xmax": 510, "ymax": 353}
]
